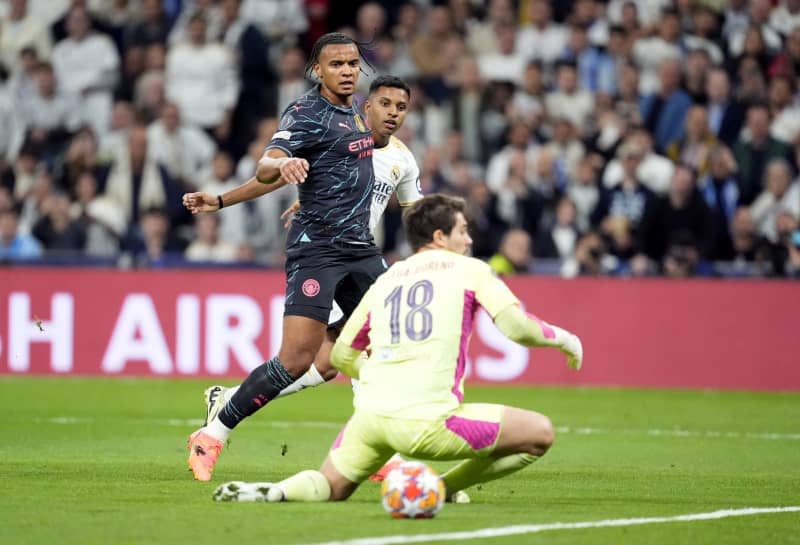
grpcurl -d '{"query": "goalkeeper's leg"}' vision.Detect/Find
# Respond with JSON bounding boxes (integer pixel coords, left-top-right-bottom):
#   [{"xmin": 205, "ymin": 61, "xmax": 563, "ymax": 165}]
[{"xmin": 441, "ymin": 407, "xmax": 553, "ymax": 494}]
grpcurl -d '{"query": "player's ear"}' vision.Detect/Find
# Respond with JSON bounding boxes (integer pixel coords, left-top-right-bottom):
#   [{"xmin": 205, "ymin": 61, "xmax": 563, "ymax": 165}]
[
  {"xmin": 431, "ymin": 228, "xmax": 446, "ymax": 247},
  {"xmin": 364, "ymin": 99, "xmax": 372, "ymax": 113},
  {"xmin": 313, "ymin": 63, "xmax": 321, "ymax": 80}
]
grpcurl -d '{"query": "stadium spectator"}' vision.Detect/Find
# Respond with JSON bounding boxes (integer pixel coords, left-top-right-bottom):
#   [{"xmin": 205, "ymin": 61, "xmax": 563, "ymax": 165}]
[
  {"xmin": 0, "ymin": 204, "xmax": 41, "ymax": 259},
  {"xmin": 516, "ymin": 0, "xmax": 568, "ymax": 66},
  {"xmin": 0, "ymin": 0, "xmax": 51, "ymax": 71},
  {"xmin": 638, "ymin": 164, "xmax": 710, "ymax": 263},
  {"xmin": 7, "ymin": 45, "xmax": 39, "ymax": 106},
  {"xmin": 168, "ymin": 0, "xmax": 223, "ymax": 46},
  {"xmin": 164, "ymin": 13, "xmax": 238, "ymax": 140},
  {"xmin": 9, "ymin": 144, "xmax": 41, "ymax": 200},
  {"xmin": 124, "ymin": 0, "xmax": 170, "ymax": 50},
  {"xmin": 17, "ymin": 168, "xmax": 51, "ymax": 233},
  {"xmin": 567, "ymin": 155, "xmax": 601, "ymax": 233},
  {"xmin": 768, "ymin": 26, "xmax": 800, "ymax": 79},
  {"xmin": 732, "ymin": 103, "xmax": 792, "ymax": 205},
  {"xmin": 276, "ymin": 47, "xmax": 308, "ymax": 116},
  {"xmin": 57, "ymin": 127, "xmax": 110, "ymax": 197},
  {"xmin": 238, "ymin": 0, "xmax": 308, "ymax": 42},
  {"xmin": 447, "ymin": 56, "xmax": 486, "ymax": 164},
  {"xmin": 724, "ymin": 206, "xmax": 771, "ymax": 276},
  {"xmin": 767, "ymin": 75, "xmax": 800, "ymax": 146},
  {"xmin": 18, "ymin": 61, "xmax": 81, "ymax": 157},
  {"xmin": 682, "ymin": 49, "xmax": 712, "ymax": 104},
  {"xmin": 105, "ymin": 125, "xmax": 186, "ymax": 227},
  {"xmin": 219, "ymin": 0, "xmax": 275, "ymax": 155},
  {"xmin": 704, "ymin": 68, "xmax": 745, "ymax": 147},
  {"xmin": 561, "ymin": 21, "xmax": 616, "ymax": 94},
  {"xmin": 666, "ymin": 105, "xmax": 718, "ymax": 177},
  {"xmin": 197, "ymin": 150, "xmax": 246, "ymax": 246},
  {"xmin": 614, "ymin": 61, "xmax": 642, "ymax": 128},
  {"xmin": 632, "ymin": 8, "xmax": 683, "ymax": 96},
  {"xmin": 51, "ymin": 6, "xmax": 119, "ymax": 139},
  {"xmin": 544, "ymin": 60, "xmax": 594, "ymax": 132},
  {"xmin": 750, "ymin": 159, "xmax": 800, "ymax": 243},
  {"xmin": 727, "ymin": 0, "xmax": 782, "ymax": 58},
  {"xmin": 561, "ymin": 230, "xmax": 612, "ymax": 277},
  {"xmin": 534, "ymin": 196, "xmax": 580, "ymax": 260},
  {"xmin": 662, "ymin": 231, "xmax": 705, "ymax": 278},
  {"xmin": 640, "ymin": 58, "xmax": 692, "ymax": 153},
  {"xmin": 603, "ymin": 128, "xmax": 674, "ymax": 195},
  {"xmin": 123, "ymin": 206, "xmax": 186, "ymax": 267},
  {"xmin": 31, "ymin": 190, "xmax": 85, "ymax": 253},
  {"xmin": 184, "ymin": 212, "xmax": 238, "ymax": 263},
  {"xmin": 146, "ymin": 102, "xmax": 216, "ymax": 183},
  {"xmin": 684, "ymin": 6, "xmax": 723, "ymax": 66},
  {"xmin": 593, "ymin": 140, "xmax": 655, "ymax": 236},
  {"xmin": 700, "ymin": 145, "xmax": 741, "ymax": 261},
  {"xmin": 466, "ymin": 0, "xmax": 515, "ymax": 55},
  {"xmin": 476, "ymin": 21, "xmax": 526, "ymax": 86},
  {"xmin": 489, "ymin": 228, "xmax": 533, "ymax": 275},
  {"xmin": 769, "ymin": 0, "xmax": 800, "ymax": 37}
]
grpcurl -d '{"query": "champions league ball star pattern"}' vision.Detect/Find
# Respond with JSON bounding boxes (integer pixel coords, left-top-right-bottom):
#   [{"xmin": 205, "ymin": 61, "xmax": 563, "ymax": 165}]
[{"xmin": 380, "ymin": 461, "xmax": 445, "ymax": 519}]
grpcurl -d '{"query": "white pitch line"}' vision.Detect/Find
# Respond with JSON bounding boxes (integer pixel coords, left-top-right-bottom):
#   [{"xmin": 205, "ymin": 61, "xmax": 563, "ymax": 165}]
[
  {"xmin": 299, "ymin": 506, "xmax": 800, "ymax": 545},
  {"xmin": 30, "ymin": 417, "xmax": 800, "ymax": 441}
]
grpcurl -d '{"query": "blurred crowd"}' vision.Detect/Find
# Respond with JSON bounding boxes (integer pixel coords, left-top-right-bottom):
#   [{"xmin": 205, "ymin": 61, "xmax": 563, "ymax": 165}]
[{"xmin": 1, "ymin": 0, "xmax": 799, "ymax": 278}]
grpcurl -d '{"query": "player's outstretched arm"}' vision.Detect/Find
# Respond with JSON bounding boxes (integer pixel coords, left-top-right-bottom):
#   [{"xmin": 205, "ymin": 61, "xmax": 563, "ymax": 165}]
[
  {"xmin": 494, "ymin": 305, "xmax": 583, "ymax": 370},
  {"xmin": 256, "ymin": 148, "xmax": 309, "ymax": 185},
  {"xmin": 182, "ymin": 177, "xmax": 287, "ymax": 214}
]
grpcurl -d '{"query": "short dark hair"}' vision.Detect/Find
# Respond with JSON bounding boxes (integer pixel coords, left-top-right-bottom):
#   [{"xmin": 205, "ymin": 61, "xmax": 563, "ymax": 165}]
[
  {"xmin": 402, "ymin": 194, "xmax": 468, "ymax": 252},
  {"xmin": 368, "ymin": 75, "xmax": 411, "ymax": 99}
]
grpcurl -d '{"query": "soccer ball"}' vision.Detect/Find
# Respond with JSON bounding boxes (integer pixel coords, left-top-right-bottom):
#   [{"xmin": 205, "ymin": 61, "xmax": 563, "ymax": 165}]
[{"xmin": 380, "ymin": 461, "xmax": 445, "ymax": 519}]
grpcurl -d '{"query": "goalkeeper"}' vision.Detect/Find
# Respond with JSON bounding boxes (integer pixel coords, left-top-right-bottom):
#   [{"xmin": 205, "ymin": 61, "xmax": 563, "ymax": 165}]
[{"xmin": 213, "ymin": 194, "xmax": 583, "ymax": 503}]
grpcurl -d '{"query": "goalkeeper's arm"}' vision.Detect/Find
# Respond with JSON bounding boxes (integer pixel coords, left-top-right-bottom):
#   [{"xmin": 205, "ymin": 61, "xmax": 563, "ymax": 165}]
[
  {"xmin": 494, "ymin": 305, "xmax": 583, "ymax": 370},
  {"xmin": 330, "ymin": 342, "xmax": 364, "ymax": 380}
]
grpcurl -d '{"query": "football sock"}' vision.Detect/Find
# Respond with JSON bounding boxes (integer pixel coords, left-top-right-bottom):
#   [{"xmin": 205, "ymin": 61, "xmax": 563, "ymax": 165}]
[
  {"xmin": 276, "ymin": 364, "xmax": 325, "ymax": 398},
  {"xmin": 217, "ymin": 356, "xmax": 296, "ymax": 429},
  {"xmin": 275, "ymin": 470, "xmax": 332, "ymax": 502},
  {"xmin": 441, "ymin": 453, "xmax": 538, "ymax": 494},
  {"xmin": 204, "ymin": 417, "xmax": 233, "ymax": 442}
]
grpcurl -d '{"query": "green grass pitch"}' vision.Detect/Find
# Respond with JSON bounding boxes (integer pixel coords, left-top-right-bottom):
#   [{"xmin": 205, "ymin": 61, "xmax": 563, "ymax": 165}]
[{"xmin": 0, "ymin": 377, "xmax": 798, "ymax": 545}]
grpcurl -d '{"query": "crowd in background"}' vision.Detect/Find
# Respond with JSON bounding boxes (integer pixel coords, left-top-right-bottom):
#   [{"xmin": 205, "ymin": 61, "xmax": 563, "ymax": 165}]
[{"xmin": 1, "ymin": 0, "xmax": 799, "ymax": 278}]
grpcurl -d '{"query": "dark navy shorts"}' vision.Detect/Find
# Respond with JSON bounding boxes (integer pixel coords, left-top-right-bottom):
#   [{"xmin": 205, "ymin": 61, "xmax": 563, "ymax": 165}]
[{"xmin": 284, "ymin": 243, "xmax": 387, "ymax": 326}]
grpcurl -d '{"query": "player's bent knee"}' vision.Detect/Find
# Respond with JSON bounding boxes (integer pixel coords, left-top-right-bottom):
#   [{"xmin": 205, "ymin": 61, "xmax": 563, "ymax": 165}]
[{"xmin": 530, "ymin": 414, "xmax": 555, "ymax": 454}]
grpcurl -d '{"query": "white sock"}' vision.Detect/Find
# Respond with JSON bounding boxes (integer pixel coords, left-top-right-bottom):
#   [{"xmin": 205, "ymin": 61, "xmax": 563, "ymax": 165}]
[
  {"xmin": 204, "ymin": 417, "xmax": 232, "ymax": 442},
  {"xmin": 276, "ymin": 364, "xmax": 325, "ymax": 398}
]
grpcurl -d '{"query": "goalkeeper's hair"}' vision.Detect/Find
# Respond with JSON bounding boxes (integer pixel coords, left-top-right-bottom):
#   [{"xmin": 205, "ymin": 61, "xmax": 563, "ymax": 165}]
[
  {"xmin": 304, "ymin": 32, "xmax": 374, "ymax": 81},
  {"xmin": 403, "ymin": 194, "xmax": 468, "ymax": 252}
]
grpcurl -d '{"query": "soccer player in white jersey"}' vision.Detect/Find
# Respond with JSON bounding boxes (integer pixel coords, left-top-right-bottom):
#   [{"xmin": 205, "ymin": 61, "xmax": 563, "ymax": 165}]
[
  {"xmin": 181, "ymin": 76, "xmax": 422, "ymax": 479},
  {"xmin": 211, "ymin": 194, "xmax": 583, "ymax": 504}
]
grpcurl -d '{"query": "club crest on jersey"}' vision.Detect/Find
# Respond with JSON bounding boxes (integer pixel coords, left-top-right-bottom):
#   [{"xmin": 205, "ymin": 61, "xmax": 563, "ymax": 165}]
[
  {"xmin": 391, "ymin": 165, "xmax": 400, "ymax": 182},
  {"xmin": 302, "ymin": 279, "xmax": 320, "ymax": 297},
  {"xmin": 353, "ymin": 114, "xmax": 367, "ymax": 132}
]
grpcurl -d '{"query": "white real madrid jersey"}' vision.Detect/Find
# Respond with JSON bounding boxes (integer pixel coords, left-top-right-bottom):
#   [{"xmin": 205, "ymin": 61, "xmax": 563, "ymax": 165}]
[{"xmin": 369, "ymin": 135, "xmax": 423, "ymax": 230}]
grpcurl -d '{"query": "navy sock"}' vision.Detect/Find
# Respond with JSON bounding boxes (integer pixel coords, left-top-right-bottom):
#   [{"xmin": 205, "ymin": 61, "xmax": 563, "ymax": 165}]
[{"xmin": 217, "ymin": 356, "xmax": 296, "ymax": 429}]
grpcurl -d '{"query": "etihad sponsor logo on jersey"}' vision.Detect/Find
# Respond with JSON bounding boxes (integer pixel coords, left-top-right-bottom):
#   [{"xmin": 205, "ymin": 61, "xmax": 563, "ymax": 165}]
[{"xmin": 348, "ymin": 135, "xmax": 374, "ymax": 159}]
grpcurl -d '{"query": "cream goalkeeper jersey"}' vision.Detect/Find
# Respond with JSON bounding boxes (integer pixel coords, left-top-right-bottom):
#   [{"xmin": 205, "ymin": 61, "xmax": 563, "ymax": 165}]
[
  {"xmin": 369, "ymin": 135, "xmax": 422, "ymax": 230},
  {"xmin": 337, "ymin": 249, "xmax": 520, "ymax": 419}
]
